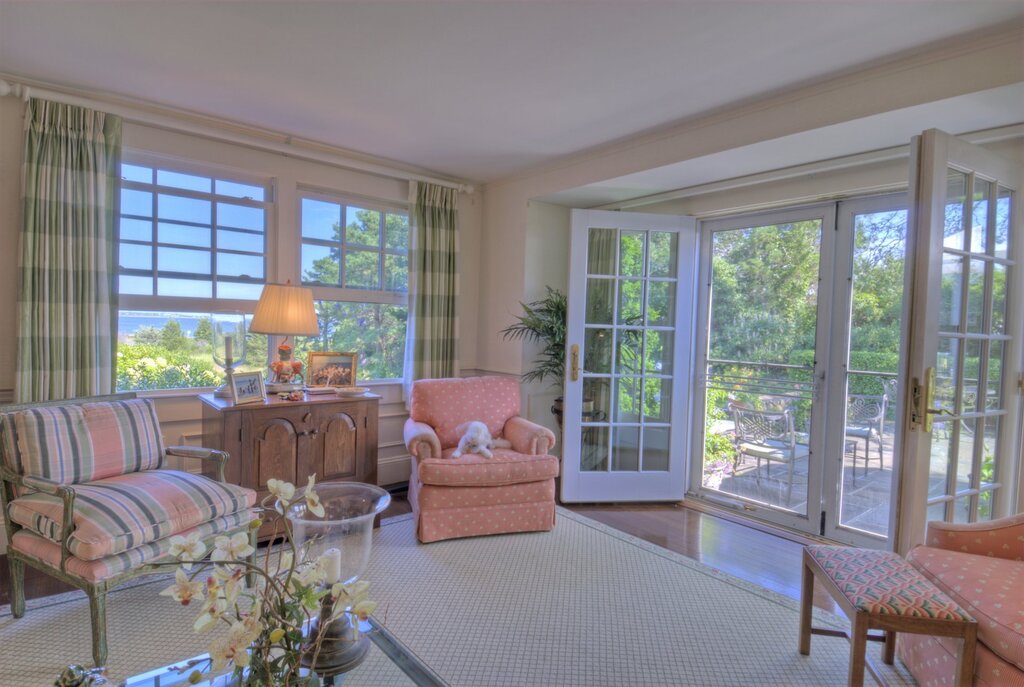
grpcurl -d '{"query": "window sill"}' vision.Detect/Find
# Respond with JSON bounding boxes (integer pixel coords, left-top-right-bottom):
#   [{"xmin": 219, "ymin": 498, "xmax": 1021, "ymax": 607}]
[{"xmin": 128, "ymin": 378, "xmax": 403, "ymax": 400}]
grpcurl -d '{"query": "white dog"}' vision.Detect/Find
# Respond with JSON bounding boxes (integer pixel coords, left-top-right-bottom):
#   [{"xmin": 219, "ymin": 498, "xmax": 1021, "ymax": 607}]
[{"xmin": 451, "ymin": 421, "xmax": 511, "ymax": 459}]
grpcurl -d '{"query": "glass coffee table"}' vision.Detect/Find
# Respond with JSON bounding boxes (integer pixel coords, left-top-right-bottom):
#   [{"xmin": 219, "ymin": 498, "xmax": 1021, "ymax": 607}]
[{"xmin": 120, "ymin": 617, "xmax": 447, "ymax": 686}]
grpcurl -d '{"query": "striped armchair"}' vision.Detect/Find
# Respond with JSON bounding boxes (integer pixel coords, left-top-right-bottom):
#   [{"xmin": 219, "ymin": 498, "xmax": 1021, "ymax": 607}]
[{"xmin": 0, "ymin": 393, "xmax": 257, "ymax": 667}]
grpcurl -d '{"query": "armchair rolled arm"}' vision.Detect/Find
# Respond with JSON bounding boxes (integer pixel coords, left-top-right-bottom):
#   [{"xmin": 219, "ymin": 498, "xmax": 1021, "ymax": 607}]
[
  {"xmin": 404, "ymin": 419, "xmax": 441, "ymax": 460},
  {"xmin": 0, "ymin": 466, "xmax": 78, "ymax": 572},
  {"xmin": 166, "ymin": 445, "xmax": 230, "ymax": 483},
  {"xmin": 504, "ymin": 416, "xmax": 557, "ymax": 455},
  {"xmin": 924, "ymin": 513, "xmax": 1024, "ymax": 560}
]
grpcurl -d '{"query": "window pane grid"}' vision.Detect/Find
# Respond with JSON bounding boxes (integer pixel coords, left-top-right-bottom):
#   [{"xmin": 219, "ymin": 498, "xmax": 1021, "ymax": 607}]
[
  {"xmin": 300, "ymin": 193, "xmax": 408, "ymax": 294},
  {"xmin": 118, "ymin": 161, "xmax": 268, "ymax": 303}
]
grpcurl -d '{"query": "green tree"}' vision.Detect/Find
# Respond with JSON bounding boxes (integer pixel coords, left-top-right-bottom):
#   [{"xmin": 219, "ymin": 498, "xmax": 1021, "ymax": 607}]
[
  {"xmin": 160, "ymin": 319, "xmax": 188, "ymax": 351},
  {"xmin": 194, "ymin": 317, "xmax": 213, "ymax": 349}
]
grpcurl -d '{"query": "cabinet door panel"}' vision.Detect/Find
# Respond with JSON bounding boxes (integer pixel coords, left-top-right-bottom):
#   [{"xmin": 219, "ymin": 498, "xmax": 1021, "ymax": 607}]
[
  {"xmin": 320, "ymin": 411, "xmax": 359, "ymax": 480},
  {"xmin": 253, "ymin": 416, "xmax": 303, "ymax": 489}
]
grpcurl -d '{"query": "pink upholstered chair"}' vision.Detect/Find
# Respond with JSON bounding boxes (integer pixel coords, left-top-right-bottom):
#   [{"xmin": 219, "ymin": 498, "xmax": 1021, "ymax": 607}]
[{"xmin": 403, "ymin": 376, "xmax": 559, "ymax": 543}]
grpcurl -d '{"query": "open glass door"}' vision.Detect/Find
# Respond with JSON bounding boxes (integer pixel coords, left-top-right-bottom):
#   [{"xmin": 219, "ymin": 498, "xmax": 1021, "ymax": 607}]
[
  {"xmin": 897, "ymin": 129, "xmax": 1022, "ymax": 554},
  {"xmin": 561, "ymin": 209, "xmax": 697, "ymax": 502},
  {"xmin": 691, "ymin": 206, "xmax": 835, "ymax": 534}
]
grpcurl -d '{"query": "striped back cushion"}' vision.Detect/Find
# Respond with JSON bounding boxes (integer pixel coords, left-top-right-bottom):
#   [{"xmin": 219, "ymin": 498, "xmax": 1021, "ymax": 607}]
[{"xmin": 4, "ymin": 399, "xmax": 165, "ymax": 484}]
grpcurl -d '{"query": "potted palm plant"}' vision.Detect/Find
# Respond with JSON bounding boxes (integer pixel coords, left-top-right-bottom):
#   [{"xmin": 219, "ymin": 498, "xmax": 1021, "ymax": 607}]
[{"xmin": 500, "ymin": 287, "xmax": 568, "ymax": 425}]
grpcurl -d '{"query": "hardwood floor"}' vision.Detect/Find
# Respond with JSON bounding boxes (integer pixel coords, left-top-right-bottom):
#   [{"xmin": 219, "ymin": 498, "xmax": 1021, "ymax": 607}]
[{"xmin": 0, "ymin": 493, "xmax": 838, "ymax": 615}]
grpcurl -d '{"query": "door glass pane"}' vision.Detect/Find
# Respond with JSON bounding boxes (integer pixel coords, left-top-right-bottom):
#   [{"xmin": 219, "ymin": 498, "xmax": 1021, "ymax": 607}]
[
  {"xmin": 614, "ymin": 377, "xmax": 641, "ymax": 422},
  {"xmin": 642, "ymin": 427, "xmax": 671, "ymax": 471},
  {"xmin": 648, "ymin": 232, "xmax": 678, "ymax": 277},
  {"xmin": 646, "ymin": 281, "xmax": 675, "ymax": 326},
  {"xmin": 961, "ymin": 338, "xmax": 982, "ymax": 413},
  {"xmin": 971, "ymin": 178, "xmax": 992, "ymax": 254},
  {"xmin": 616, "ymin": 329, "xmax": 643, "ymax": 375},
  {"xmin": 939, "ymin": 254, "xmax": 963, "ymax": 330},
  {"xmin": 837, "ymin": 208, "xmax": 907, "ymax": 537},
  {"xmin": 987, "ymin": 340, "xmax": 1004, "ymax": 403},
  {"xmin": 965, "ymin": 258, "xmax": 986, "ymax": 333},
  {"xmin": 644, "ymin": 378, "xmax": 672, "ymax": 422},
  {"xmin": 644, "ymin": 331, "xmax": 674, "ymax": 375},
  {"xmin": 935, "ymin": 337, "xmax": 960, "ymax": 410},
  {"xmin": 583, "ymin": 328, "xmax": 612, "ymax": 373},
  {"xmin": 991, "ymin": 263, "xmax": 1007, "ymax": 335},
  {"xmin": 955, "ymin": 419, "xmax": 977, "ymax": 494},
  {"xmin": 617, "ymin": 279, "xmax": 643, "ymax": 324},
  {"xmin": 585, "ymin": 278, "xmax": 615, "ymax": 324},
  {"xmin": 701, "ymin": 219, "xmax": 821, "ymax": 514},
  {"xmin": 994, "ymin": 187, "xmax": 1011, "ymax": 259},
  {"xmin": 619, "ymin": 232, "xmax": 645, "ymax": 276},
  {"xmin": 583, "ymin": 378, "xmax": 611, "ymax": 422},
  {"xmin": 611, "ymin": 426, "xmax": 640, "ymax": 471},
  {"xmin": 943, "ymin": 170, "xmax": 967, "ymax": 250},
  {"xmin": 587, "ymin": 228, "xmax": 617, "ymax": 275},
  {"xmin": 581, "ymin": 426, "xmax": 609, "ymax": 471}
]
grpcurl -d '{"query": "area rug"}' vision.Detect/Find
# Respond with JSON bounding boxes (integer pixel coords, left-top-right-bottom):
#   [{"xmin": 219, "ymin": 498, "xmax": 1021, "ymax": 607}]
[{"xmin": 0, "ymin": 509, "xmax": 916, "ymax": 686}]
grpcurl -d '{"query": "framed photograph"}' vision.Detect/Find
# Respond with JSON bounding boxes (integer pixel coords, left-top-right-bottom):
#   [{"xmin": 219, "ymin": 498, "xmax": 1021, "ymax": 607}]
[
  {"xmin": 230, "ymin": 371, "xmax": 266, "ymax": 405},
  {"xmin": 307, "ymin": 352, "xmax": 357, "ymax": 388}
]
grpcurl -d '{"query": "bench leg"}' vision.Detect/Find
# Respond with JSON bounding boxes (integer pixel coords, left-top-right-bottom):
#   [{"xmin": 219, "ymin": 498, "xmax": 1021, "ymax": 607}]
[
  {"xmin": 883, "ymin": 630, "xmax": 896, "ymax": 665},
  {"xmin": 848, "ymin": 613, "xmax": 868, "ymax": 687},
  {"xmin": 799, "ymin": 558, "xmax": 814, "ymax": 655},
  {"xmin": 955, "ymin": 624, "xmax": 977, "ymax": 687},
  {"xmin": 88, "ymin": 587, "xmax": 108, "ymax": 667},
  {"xmin": 8, "ymin": 556, "xmax": 25, "ymax": 618}
]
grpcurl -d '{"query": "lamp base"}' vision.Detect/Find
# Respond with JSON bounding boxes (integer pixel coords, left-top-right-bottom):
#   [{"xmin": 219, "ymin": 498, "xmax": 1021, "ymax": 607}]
[{"xmin": 214, "ymin": 383, "xmax": 233, "ymax": 398}]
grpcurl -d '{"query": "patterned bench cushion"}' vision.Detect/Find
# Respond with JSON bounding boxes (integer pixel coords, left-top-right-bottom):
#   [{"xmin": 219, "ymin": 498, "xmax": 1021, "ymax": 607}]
[
  {"xmin": 418, "ymin": 449, "xmax": 559, "ymax": 487},
  {"xmin": 0, "ymin": 398, "xmax": 165, "ymax": 485},
  {"xmin": 806, "ymin": 545, "xmax": 973, "ymax": 621},
  {"xmin": 909, "ymin": 545, "xmax": 1024, "ymax": 672},
  {"xmin": 8, "ymin": 469, "xmax": 256, "ymax": 560},
  {"xmin": 10, "ymin": 509, "xmax": 254, "ymax": 583}
]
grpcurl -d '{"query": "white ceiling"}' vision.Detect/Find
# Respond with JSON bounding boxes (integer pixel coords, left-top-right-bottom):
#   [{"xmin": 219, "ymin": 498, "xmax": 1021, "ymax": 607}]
[{"xmin": 1, "ymin": 1, "xmax": 1023, "ymax": 187}]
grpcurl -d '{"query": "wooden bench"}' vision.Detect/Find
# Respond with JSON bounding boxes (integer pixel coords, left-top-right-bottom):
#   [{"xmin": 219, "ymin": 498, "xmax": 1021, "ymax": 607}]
[{"xmin": 799, "ymin": 545, "xmax": 977, "ymax": 687}]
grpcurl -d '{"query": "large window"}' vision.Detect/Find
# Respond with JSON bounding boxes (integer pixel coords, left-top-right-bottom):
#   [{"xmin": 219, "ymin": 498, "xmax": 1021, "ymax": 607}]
[
  {"xmin": 298, "ymin": 192, "xmax": 409, "ymax": 380},
  {"xmin": 116, "ymin": 160, "xmax": 271, "ymax": 391}
]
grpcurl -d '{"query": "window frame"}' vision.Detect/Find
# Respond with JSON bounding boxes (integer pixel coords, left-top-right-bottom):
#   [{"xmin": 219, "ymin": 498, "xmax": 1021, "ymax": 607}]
[
  {"xmin": 297, "ymin": 187, "xmax": 408, "ymax": 308},
  {"xmin": 118, "ymin": 151, "xmax": 275, "ymax": 314}
]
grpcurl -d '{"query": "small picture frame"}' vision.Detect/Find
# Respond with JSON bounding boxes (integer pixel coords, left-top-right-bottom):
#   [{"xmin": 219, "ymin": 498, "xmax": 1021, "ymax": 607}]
[
  {"xmin": 307, "ymin": 352, "xmax": 357, "ymax": 388},
  {"xmin": 230, "ymin": 371, "xmax": 266, "ymax": 405}
]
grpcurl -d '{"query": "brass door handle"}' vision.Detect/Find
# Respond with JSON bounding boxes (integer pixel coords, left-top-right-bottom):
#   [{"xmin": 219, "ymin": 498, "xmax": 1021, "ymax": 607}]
[{"xmin": 570, "ymin": 344, "xmax": 579, "ymax": 382}]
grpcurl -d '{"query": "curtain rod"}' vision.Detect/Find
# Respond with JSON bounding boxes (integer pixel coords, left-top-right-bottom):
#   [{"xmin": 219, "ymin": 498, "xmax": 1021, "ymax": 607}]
[{"xmin": 0, "ymin": 78, "xmax": 475, "ymax": 195}]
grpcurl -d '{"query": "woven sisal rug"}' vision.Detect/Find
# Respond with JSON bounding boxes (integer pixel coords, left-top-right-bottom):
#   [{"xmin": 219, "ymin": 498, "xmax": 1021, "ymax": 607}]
[{"xmin": 0, "ymin": 508, "xmax": 916, "ymax": 686}]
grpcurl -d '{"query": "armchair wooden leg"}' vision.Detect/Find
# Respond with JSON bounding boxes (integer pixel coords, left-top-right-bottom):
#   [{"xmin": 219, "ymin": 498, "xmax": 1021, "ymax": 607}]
[
  {"xmin": 8, "ymin": 556, "xmax": 25, "ymax": 618},
  {"xmin": 87, "ymin": 587, "xmax": 108, "ymax": 667}
]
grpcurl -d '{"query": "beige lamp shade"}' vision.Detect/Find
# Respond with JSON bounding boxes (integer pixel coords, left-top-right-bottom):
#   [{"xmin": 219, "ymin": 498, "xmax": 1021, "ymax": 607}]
[{"xmin": 250, "ymin": 283, "xmax": 320, "ymax": 336}]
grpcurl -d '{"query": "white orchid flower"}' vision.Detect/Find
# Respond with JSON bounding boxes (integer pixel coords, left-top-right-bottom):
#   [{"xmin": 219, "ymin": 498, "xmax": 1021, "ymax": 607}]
[
  {"xmin": 266, "ymin": 478, "xmax": 296, "ymax": 513},
  {"xmin": 167, "ymin": 532, "xmax": 205, "ymax": 569},
  {"xmin": 304, "ymin": 474, "xmax": 325, "ymax": 518},
  {"xmin": 159, "ymin": 567, "xmax": 205, "ymax": 606},
  {"xmin": 211, "ymin": 532, "xmax": 255, "ymax": 562}
]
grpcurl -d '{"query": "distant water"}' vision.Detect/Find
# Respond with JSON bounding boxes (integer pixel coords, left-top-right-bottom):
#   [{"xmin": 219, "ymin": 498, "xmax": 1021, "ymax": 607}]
[{"xmin": 118, "ymin": 311, "xmax": 204, "ymax": 337}]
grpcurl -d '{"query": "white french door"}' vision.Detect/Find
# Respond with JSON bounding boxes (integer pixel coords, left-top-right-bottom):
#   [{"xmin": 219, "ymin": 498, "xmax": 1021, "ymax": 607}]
[
  {"xmin": 896, "ymin": 129, "xmax": 1022, "ymax": 554},
  {"xmin": 560, "ymin": 209, "xmax": 697, "ymax": 502}
]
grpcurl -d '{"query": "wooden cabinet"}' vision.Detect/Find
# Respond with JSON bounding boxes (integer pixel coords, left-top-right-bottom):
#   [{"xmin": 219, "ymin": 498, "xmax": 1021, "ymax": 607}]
[{"xmin": 199, "ymin": 393, "xmax": 380, "ymax": 511}]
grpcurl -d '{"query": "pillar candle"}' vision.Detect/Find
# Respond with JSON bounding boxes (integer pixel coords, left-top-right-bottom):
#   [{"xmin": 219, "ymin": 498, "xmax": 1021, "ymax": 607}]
[
  {"xmin": 224, "ymin": 335, "xmax": 234, "ymax": 369},
  {"xmin": 321, "ymin": 547, "xmax": 342, "ymax": 584}
]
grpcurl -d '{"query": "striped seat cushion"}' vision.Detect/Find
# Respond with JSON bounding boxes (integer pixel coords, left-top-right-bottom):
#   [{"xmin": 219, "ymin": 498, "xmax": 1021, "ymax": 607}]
[
  {"xmin": 10, "ymin": 509, "xmax": 254, "ymax": 583},
  {"xmin": 1, "ymin": 398, "xmax": 165, "ymax": 484},
  {"xmin": 7, "ymin": 469, "xmax": 256, "ymax": 560}
]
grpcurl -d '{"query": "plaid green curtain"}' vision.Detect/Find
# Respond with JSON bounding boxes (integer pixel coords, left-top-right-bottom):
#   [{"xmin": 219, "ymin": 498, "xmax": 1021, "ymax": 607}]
[
  {"xmin": 404, "ymin": 181, "xmax": 459, "ymax": 392},
  {"xmin": 16, "ymin": 99, "xmax": 122, "ymax": 403}
]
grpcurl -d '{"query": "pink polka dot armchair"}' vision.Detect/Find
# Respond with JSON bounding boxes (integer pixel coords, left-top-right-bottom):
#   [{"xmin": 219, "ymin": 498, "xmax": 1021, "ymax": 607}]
[{"xmin": 403, "ymin": 376, "xmax": 559, "ymax": 543}]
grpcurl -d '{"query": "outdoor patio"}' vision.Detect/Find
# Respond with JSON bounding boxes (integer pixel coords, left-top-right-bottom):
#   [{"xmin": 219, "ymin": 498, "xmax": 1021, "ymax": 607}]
[{"xmin": 709, "ymin": 426, "xmax": 897, "ymax": 537}]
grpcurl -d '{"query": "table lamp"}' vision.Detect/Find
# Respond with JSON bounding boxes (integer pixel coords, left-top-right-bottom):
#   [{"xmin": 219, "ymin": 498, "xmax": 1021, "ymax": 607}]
[{"xmin": 250, "ymin": 281, "xmax": 320, "ymax": 393}]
